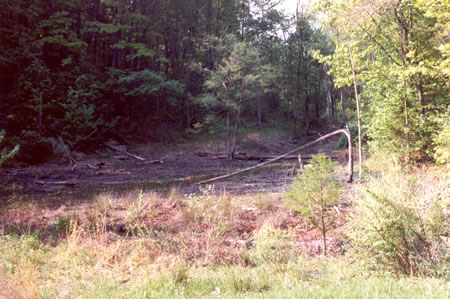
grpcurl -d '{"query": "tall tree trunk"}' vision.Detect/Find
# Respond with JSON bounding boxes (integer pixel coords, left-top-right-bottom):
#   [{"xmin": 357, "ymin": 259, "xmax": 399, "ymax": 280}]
[
  {"xmin": 349, "ymin": 48, "xmax": 363, "ymax": 182},
  {"xmin": 38, "ymin": 91, "xmax": 43, "ymax": 135},
  {"xmin": 230, "ymin": 107, "xmax": 241, "ymax": 160},
  {"xmin": 340, "ymin": 88, "xmax": 347, "ymax": 122},
  {"xmin": 321, "ymin": 206, "xmax": 327, "ymax": 256},
  {"xmin": 186, "ymin": 97, "xmax": 191, "ymax": 129},
  {"xmin": 257, "ymin": 87, "xmax": 262, "ymax": 129},
  {"xmin": 305, "ymin": 95, "xmax": 311, "ymax": 135},
  {"xmin": 227, "ymin": 111, "xmax": 231, "ymax": 160},
  {"xmin": 324, "ymin": 71, "xmax": 333, "ymax": 123},
  {"xmin": 292, "ymin": 97, "xmax": 298, "ymax": 134},
  {"xmin": 216, "ymin": 0, "xmax": 222, "ymax": 36},
  {"xmin": 395, "ymin": 4, "xmax": 425, "ymax": 115},
  {"xmin": 112, "ymin": 31, "xmax": 120, "ymax": 68},
  {"xmin": 416, "ymin": 74, "xmax": 425, "ymax": 114},
  {"xmin": 404, "ymin": 96, "xmax": 410, "ymax": 161},
  {"xmin": 315, "ymin": 70, "xmax": 322, "ymax": 118}
]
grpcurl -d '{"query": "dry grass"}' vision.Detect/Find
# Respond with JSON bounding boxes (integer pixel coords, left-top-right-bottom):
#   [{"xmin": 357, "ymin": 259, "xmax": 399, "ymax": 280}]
[{"xmin": 0, "ymin": 186, "xmax": 328, "ymax": 295}]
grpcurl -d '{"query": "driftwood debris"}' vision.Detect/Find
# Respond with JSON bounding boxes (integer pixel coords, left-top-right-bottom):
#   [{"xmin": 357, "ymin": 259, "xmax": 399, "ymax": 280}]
[
  {"xmin": 86, "ymin": 162, "xmax": 106, "ymax": 170},
  {"xmin": 87, "ymin": 163, "xmax": 99, "ymax": 170},
  {"xmin": 34, "ymin": 180, "xmax": 77, "ymax": 187},
  {"xmin": 105, "ymin": 144, "xmax": 145, "ymax": 161},
  {"xmin": 197, "ymin": 128, "xmax": 353, "ymax": 185},
  {"xmin": 141, "ymin": 159, "xmax": 163, "ymax": 164},
  {"xmin": 196, "ymin": 151, "xmax": 245, "ymax": 158}
]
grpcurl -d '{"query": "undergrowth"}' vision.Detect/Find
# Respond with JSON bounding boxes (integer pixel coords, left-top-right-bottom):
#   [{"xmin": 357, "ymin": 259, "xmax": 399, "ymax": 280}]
[{"xmin": 349, "ymin": 156, "xmax": 449, "ymax": 277}]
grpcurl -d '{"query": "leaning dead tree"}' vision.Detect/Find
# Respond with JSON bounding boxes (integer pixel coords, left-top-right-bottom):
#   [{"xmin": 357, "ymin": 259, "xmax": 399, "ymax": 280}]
[
  {"xmin": 349, "ymin": 48, "xmax": 363, "ymax": 182},
  {"xmin": 197, "ymin": 128, "xmax": 354, "ymax": 185}
]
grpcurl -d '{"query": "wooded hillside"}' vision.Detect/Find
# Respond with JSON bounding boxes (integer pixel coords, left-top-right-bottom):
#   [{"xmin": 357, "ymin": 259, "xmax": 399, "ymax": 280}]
[{"xmin": 0, "ymin": 0, "xmax": 448, "ymax": 166}]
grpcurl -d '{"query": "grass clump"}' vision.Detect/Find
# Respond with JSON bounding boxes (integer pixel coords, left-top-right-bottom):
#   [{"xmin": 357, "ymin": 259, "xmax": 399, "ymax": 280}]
[
  {"xmin": 183, "ymin": 185, "xmax": 232, "ymax": 236},
  {"xmin": 251, "ymin": 224, "xmax": 292, "ymax": 265}
]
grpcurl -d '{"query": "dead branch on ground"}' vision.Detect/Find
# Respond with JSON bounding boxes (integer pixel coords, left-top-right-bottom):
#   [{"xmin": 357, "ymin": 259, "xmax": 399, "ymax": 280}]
[
  {"xmin": 105, "ymin": 144, "xmax": 145, "ymax": 161},
  {"xmin": 195, "ymin": 152, "xmax": 338, "ymax": 161},
  {"xmin": 197, "ymin": 128, "xmax": 353, "ymax": 185},
  {"xmin": 58, "ymin": 136, "xmax": 77, "ymax": 167}
]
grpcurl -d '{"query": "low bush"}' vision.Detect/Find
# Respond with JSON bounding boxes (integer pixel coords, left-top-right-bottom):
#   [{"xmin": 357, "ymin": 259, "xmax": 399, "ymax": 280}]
[
  {"xmin": 348, "ymin": 170, "xmax": 449, "ymax": 277},
  {"xmin": 0, "ymin": 130, "xmax": 19, "ymax": 167}
]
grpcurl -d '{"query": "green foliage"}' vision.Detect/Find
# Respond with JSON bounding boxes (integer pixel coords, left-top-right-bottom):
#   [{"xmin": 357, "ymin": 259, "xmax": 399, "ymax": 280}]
[
  {"xmin": 336, "ymin": 117, "xmax": 367, "ymax": 149},
  {"xmin": 286, "ymin": 154, "xmax": 340, "ymax": 226},
  {"xmin": 348, "ymin": 171, "xmax": 449, "ymax": 277},
  {"xmin": 117, "ymin": 70, "xmax": 184, "ymax": 98},
  {"xmin": 199, "ymin": 35, "xmax": 263, "ymax": 112},
  {"xmin": 365, "ymin": 80, "xmax": 445, "ymax": 161},
  {"xmin": 198, "ymin": 34, "xmax": 273, "ymax": 156},
  {"xmin": 315, "ymin": 0, "xmax": 449, "ymax": 162},
  {"xmin": 53, "ymin": 215, "xmax": 72, "ymax": 233},
  {"xmin": 60, "ymin": 75, "xmax": 116, "ymax": 148},
  {"xmin": 433, "ymin": 110, "xmax": 450, "ymax": 169},
  {"xmin": 0, "ymin": 130, "xmax": 19, "ymax": 167}
]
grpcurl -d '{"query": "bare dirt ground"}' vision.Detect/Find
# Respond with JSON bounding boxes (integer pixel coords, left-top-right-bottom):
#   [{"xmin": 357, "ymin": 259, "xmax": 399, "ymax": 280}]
[{"xmin": 0, "ymin": 128, "xmax": 352, "ymax": 258}]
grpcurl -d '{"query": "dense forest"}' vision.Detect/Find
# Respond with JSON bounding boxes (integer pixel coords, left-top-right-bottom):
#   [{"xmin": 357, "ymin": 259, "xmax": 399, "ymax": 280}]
[
  {"xmin": 0, "ymin": 0, "xmax": 448, "ymax": 297},
  {"xmin": 1, "ymin": 0, "xmax": 447, "ymax": 165}
]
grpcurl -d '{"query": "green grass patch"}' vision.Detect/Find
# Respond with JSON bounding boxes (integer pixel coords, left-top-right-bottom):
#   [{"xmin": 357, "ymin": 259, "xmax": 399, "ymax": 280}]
[{"xmin": 0, "ymin": 232, "xmax": 447, "ymax": 298}]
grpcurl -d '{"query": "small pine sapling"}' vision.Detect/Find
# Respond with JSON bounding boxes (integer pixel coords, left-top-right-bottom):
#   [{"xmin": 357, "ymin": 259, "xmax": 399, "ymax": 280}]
[{"xmin": 285, "ymin": 154, "xmax": 341, "ymax": 255}]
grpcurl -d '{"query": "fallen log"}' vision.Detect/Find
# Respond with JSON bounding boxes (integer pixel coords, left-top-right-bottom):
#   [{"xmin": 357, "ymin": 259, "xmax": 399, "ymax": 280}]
[
  {"xmin": 86, "ymin": 162, "xmax": 106, "ymax": 170},
  {"xmin": 196, "ymin": 151, "xmax": 246, "ymax": 158},
  {"xmin": 144, "ymin": 160, "xmax": 163, "ymax": 164},
  {"xmin": 197, "ymin": 128, "xmax": 353, "ymax": 185},
  {"xmin": 86, "ymin": 163, "xmax": 100, "ymax": 170},
  {"xmin": 196, "ymin": 152, "xmax": 338, "ymax": 161},
  {"xmin": 34, "ymin": 180, "xmax": 77, "ymax": 187},
  {"xmin": 105, "ymin": 144, "xmax": 145, "ymax": 161}
]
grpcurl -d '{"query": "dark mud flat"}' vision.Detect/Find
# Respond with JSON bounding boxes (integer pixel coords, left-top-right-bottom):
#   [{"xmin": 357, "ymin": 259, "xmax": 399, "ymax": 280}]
[{"xmin": 0, "ymin": 133, "xmax": 345, "ymax": 204}]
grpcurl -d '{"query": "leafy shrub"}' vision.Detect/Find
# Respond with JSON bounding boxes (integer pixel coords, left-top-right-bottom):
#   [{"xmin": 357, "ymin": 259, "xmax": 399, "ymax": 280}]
[
  {"xmin": 433, "ymin": 110, "xmax": 450, "ymax": 169},
  {"xmin": 12, "ymin": 131, "xmax": 52, "ymax": 165},
  {"xmin": 0, "ymin": 130, "xmax": 19, "ymax": 167},
  {"xmin": 348, "ymin": 171, "xmax": 449, "ymax": 277},
  {"xmin": 336, "ymin": 117, "xmax": 367, "ymax": 149},
  {"xmin": 285, "ymin": 154, "xmax": 341, "ymax": 255}
]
